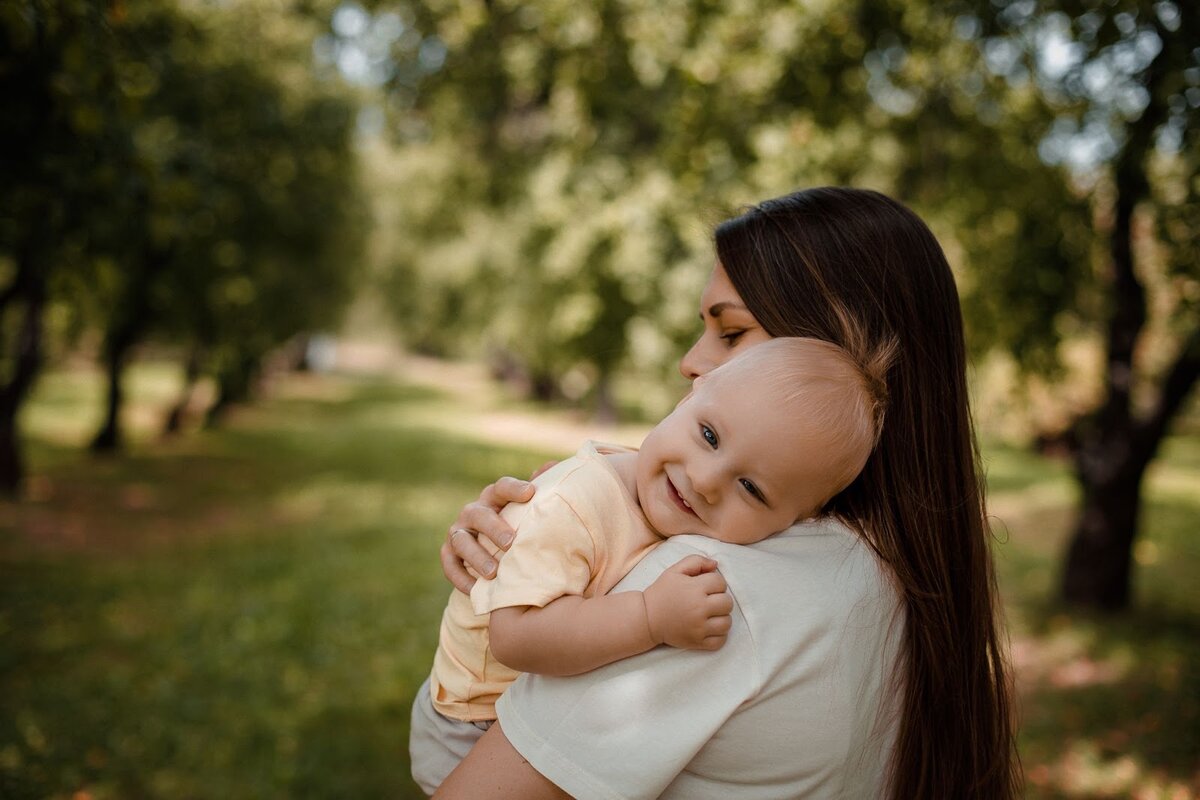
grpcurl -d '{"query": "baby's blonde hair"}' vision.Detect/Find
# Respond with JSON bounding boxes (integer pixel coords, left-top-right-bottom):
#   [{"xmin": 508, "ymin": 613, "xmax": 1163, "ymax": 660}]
[{"xmin": 706, "ymin": 336, "xmax": 896, "ymax": 518}]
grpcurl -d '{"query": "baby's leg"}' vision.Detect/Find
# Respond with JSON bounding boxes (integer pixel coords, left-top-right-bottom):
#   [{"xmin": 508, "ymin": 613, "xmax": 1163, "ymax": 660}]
[{"xmin": 409, "ymin": 678, "xmax": 491, "ymax": 795}]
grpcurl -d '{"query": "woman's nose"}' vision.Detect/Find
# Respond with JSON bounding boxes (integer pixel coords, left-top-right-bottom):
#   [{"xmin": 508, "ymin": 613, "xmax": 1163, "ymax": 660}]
[{"xmin": 679, "ymin": 339, "xmax": 712, "ymax": 380}]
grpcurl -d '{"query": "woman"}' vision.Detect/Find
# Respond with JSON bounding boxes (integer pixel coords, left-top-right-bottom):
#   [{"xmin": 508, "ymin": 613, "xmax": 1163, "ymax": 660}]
[{"xmin": 435, "ymin": 187, "xmax": 1019, "ymax": 799}]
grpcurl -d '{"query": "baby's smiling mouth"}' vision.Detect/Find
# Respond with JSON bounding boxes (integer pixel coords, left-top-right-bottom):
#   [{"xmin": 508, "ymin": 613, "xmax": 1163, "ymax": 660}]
[{"xmin": 667, "ymin": 475, "xmax": 699, "ymax": 517}]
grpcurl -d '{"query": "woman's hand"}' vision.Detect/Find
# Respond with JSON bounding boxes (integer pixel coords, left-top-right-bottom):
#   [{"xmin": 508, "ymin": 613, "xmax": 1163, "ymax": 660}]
[{"xmin": 441, "ymin": 476, "xmax": 536, "ymax": 593}]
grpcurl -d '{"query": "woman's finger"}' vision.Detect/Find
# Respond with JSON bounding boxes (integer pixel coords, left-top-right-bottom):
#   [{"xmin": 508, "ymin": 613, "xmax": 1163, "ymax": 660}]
[
  {"xmin": 459, "ymin": 503, "xmax": 517, "ymax": 551},
  {"xmin": 447, "ymin": 525, "xmax": 498, "ymax": 579},
  {"xmin": 479, "ymin": 477, "xmax": 535, "ymax": 511},
  {"xmin": 440, "ymin": 475, "xmax": 535, "ymax": 594},
  {"xmin": 440, "ymin": 537, "xmax": 478, "ymax": 593}
]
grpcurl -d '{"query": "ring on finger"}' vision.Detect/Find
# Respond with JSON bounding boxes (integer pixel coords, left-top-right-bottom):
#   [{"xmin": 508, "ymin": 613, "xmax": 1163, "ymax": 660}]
[{"xmin": 449, "ymin": 527, "xmax": 471, "ymax": 542}]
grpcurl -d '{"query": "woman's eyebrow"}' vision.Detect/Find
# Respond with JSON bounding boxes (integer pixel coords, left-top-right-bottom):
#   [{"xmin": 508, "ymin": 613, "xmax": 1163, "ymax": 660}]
[{"xmin": 705, "ymin": 301, "xmax": 746, "ymax": 318}]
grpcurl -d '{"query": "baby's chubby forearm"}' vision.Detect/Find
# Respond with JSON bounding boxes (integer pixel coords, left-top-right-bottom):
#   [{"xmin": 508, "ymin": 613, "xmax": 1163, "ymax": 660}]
[
  {"xmin": 488, "ymin": 555, "xmax": 734, "ymax": 677},
  {"xmin": 488, "ymin": 591, "xmax": 656, "ymax": 676}
]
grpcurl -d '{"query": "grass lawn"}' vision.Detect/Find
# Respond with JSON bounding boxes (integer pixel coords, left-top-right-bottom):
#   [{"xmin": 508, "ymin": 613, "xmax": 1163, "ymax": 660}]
[{"xmin": 1, "ymin": 359, "xmax": 1197, "ymax": 799}]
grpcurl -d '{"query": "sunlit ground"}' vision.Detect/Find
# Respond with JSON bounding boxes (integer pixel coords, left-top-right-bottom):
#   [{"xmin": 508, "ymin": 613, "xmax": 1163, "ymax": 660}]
[{"xmin": 1, "ymin": 357, "xmax": 1197, "ymax": 799}]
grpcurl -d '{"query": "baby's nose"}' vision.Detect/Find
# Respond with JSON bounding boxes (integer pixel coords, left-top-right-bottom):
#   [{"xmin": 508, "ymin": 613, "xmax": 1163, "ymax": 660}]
[{"xmin": 689, "ymin": 463, "xmax": 723, "ymax": 504}]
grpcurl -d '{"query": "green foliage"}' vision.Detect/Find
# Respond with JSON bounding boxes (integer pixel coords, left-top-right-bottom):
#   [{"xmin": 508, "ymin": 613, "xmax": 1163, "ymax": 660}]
[
  {"xmin": 109, "ymin": 1, "xmax": 367, "ymax": 380},
  {"xmin": 359, "ymin": 0, "xmax": 1197, "ymax": 414},
  {"xmin": 0, "ymin": 0, "xmax": 128, "ymax": 341},
  {"xmin": 0, "ymin": 0, "xmax": 368, "ymax": 418}
]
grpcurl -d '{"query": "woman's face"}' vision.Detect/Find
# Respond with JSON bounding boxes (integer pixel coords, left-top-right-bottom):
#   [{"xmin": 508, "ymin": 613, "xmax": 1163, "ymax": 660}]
[{"xmin": 679, "ymin": 263, "xmax": 773, "ymax": 380}]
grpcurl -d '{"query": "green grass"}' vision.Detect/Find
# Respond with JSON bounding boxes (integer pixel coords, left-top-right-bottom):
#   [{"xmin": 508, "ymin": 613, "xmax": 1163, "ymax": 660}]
[
  {"xmin": 1, "ymin": 363, "xmax": 1197, "ymax": 799},
  {"xmin": 1, "ymin": 365, "xmax": 560, "ymax": 799},
  {"xmin": 982, "ymin": 439, "xmax": 1200, "ymax": 799}
]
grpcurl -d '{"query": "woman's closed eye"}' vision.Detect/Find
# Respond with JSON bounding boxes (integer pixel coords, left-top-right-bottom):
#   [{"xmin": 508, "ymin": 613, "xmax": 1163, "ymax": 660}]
[
  {"xmin": 719, "ymin": 330, "xmax": 745, "ymax": 346},
  {"xmin": 700, "ymin": 424, "xmax": 718, "ymax": 449}
]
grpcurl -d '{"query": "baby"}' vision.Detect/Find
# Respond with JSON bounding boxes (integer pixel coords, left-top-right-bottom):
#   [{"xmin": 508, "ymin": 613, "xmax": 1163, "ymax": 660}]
[{"xmin": 410, "ymin": 337, "xmax": 889, "ymax": 793}]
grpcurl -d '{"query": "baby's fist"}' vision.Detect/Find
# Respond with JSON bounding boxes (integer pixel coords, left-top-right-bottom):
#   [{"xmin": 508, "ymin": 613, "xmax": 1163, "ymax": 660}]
[{"xmin": 643, "ymin": 555, "xmax": 734, "ymax": 651}]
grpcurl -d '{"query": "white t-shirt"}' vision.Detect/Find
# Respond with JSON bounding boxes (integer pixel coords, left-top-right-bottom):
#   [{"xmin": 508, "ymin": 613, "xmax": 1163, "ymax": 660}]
[{"xmin": 496, "ymin": 517, "xmax": 904, "ymax": 800}]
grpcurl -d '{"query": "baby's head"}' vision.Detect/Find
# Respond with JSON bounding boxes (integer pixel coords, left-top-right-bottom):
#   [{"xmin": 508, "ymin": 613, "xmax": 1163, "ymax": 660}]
[{"xmin": 635, "ymin": 337, "xmax": 891, "ymax": 544}]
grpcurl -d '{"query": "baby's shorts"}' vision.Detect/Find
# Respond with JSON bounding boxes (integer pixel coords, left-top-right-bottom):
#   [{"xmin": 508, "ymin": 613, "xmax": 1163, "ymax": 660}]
[{"xmin": 409, "ymin": 677, "xmax": 493, "ymax": 795}]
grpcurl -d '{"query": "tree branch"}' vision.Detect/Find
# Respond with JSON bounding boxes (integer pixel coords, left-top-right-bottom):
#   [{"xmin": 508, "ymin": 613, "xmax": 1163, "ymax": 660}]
[
  {"xmin": 1136, "ymin": 325, "xmax": 1200, "ymax": 463},
  {"xmin": 1092, "ymin": 25, "xmax": 1173, "ymax": 435}
]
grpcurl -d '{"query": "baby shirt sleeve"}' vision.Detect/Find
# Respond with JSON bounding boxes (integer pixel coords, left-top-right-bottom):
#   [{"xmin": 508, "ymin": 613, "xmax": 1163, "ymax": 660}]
[{"xmin": 470, "ymin": 491, "xmax": 596, "ymax": 615}]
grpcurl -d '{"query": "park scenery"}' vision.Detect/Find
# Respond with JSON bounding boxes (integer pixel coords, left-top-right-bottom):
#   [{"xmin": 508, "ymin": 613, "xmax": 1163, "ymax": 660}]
[{"xmin": 2, "ymin": 0, "xmax": 1198, "ymax": 798}]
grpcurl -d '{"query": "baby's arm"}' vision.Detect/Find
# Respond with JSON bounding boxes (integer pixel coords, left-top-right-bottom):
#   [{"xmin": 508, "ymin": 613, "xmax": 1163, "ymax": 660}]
[{"xmin": 488, "ymin": 555, "xmax": 733, "ymax": 677}]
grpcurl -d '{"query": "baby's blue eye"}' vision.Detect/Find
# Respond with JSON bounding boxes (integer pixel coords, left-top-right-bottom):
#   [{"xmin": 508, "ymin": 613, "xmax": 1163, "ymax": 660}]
[
  {"xmin": 701, "ymin": 425, "xmax": 718, "ymax": 448},
  {"xmin": 740, "ymin": 478, "xmax": 764, "ymax": 502}
]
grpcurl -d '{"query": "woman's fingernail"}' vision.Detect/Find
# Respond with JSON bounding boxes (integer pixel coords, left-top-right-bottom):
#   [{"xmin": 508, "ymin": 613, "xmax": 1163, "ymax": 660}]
[
  {"xmin": 499, "ymin": 534, "xmax": 513, "ymax": 547},
  {"xmin": 484, "ymin": 560, "xmax": 497, "ymax": 575}
]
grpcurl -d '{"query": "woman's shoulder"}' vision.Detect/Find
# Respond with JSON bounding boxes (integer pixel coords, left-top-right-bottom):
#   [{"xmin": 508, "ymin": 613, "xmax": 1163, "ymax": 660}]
[
  {"xmin": 668, "ymin": 516, "xmax": 877, "ymax": 572},
  {"xmin": 654, "ymin": 519, "xmax": 898, "ymax": 630}
]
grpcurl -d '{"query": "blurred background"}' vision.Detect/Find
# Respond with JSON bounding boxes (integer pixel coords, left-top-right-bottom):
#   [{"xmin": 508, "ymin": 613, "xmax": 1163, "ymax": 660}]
[{"xmin": 1, "ymin": 0, "xmax": 1197, "ymax": 797}]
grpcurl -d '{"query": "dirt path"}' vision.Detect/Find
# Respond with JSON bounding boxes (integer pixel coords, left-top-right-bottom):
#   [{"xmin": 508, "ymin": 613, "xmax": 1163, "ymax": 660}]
[{"xmin": 336, "ymin": 340, "xmax": 654, "ymax": 456}]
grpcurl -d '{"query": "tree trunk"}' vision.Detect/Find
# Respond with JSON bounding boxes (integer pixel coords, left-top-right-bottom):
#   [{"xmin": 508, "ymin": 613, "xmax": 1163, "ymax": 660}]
[
  {"xmin": 1057, "ymin": 33, "xmax": 1178, "ymax": 612},
  {"xmin": 0, "ymin": 252, "xmax": 47, "ymax": 495},
  {"xmin": 0, "ymin": 412, "xmax": 22, "ymax": 496},
  {"xmin": 291, "ymin": 334, "xmax": 312, "ymax": 372},
  {"xmin": 163, "ymin": 345, "xmax": 202, "ymax": 436},
  {"xmin": 90, "ymin": 245, "xmax": 169, "ymax": 453},
  {"xmin": 1062, "ymin": 440, "xmax": 1148, "ymax": 610},
  {"xmin": 593, "ymin": 371, "xmax": 618, "ymax": 425},
  {"xmin": 90, "ymin": 336, "xmax": 130, "ymax": 453},
  {"xmin": 205, "ymin": 351, "xmax": 259, "ymax": 428},
  {"xmin": 529, "ymin": 371, "xmax": 559, "ymax": 403}
]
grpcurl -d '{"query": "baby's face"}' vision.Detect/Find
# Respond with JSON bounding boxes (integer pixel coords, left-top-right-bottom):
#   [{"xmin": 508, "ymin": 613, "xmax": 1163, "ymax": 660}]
[{"xmin": 635, "ymin": 370, "xmax": 821, "ymax": 544}]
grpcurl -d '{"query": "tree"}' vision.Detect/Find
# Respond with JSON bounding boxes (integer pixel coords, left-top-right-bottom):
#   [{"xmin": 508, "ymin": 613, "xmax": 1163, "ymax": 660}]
[
  {"xmin": 0, "ymin": 0, "xmax": 366, "ymax": 487},
  {"xmin": 1010, "ymin": 2, "xmax": 1199, "ymax": 610},
  {"xmin": 80, "ymin": 0, "xmax": 365, "ymax": 449},
  {"xmin": 894, "ymin": 0, "xmax": 1200, "ymax": 609},
  {"xmin": 0, "ymin": 0, "xmax": 129, "ymax": 491}
]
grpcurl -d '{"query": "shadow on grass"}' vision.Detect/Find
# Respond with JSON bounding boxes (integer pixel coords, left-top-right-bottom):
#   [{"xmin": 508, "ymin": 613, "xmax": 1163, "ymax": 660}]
[{"xmin": 1015, "ymin": 604, "xmax": 1200, "ymax": 798}]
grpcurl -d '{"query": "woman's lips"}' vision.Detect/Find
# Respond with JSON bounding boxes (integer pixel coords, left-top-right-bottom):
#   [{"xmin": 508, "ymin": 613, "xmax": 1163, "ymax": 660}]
[{"xmin": 667, "ymin": 476, "xmax": 699, "ymax": 517}]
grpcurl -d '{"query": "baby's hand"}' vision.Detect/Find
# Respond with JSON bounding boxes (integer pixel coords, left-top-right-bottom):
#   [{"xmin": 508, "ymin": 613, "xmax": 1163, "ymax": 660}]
[{"xmin": 643, "ymin": 555, "xmax": 733, "ymax": 651}]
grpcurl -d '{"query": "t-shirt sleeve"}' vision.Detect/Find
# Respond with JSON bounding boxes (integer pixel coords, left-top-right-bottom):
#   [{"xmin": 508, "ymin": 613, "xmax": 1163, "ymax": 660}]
[
  {"xmin": 494, "ymin": 546, "xmax": 760, "ymax": 800},
  {"xmin": 470, "ymin": 491, "xmax": 596, "ymax": 615}
]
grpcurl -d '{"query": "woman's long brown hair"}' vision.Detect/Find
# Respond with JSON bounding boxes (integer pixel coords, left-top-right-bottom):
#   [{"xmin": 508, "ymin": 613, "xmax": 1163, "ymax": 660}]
[{"xmin": 716, "ymin": 187, "xmax": 1019, "ymax": 799}]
